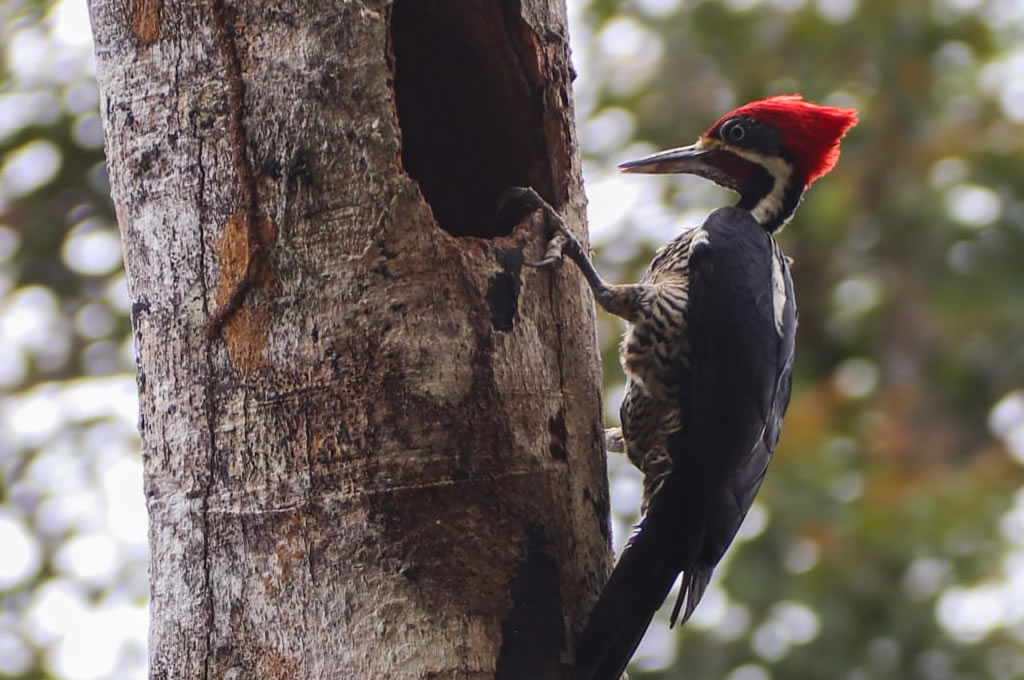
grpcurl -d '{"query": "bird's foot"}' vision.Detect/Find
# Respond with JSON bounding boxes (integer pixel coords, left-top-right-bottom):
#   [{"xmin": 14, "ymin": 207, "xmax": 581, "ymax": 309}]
[
  {"xmin": 526, "ymin": 229, "xmax": 570, "ymax": 268},
  {"xmin": 496, "ymin": 187, "xmax": 546, "ymax": 231},
  {"xmin": 605, "ymin": 427, "xmax": 625, "ymax": 454},
  {"xmin": 496, "ymin": 187, "xmax": 572, "ymax": 268}
]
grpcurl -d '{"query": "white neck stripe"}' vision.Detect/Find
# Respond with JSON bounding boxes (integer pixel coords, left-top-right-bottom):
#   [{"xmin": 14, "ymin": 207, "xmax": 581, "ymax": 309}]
[{"xmin": 727, "ymin": 148, "xmax": 795, "ymax": 229}]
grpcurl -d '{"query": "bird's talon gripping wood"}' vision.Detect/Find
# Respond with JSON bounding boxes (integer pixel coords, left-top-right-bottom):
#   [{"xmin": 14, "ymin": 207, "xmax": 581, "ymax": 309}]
[
  {"xmin": 525, "ymin": 229, "xmax": 570, "ymax": 268},
  {"xmin": 496, "ymin": 186, "xmax": 570, "ymax": 268},
  {"xmin": 565, "ymin": 95, "xmax": 857, "ymax": 680},
  {"xmin": 604, "ymin": 427, "xmax": 625, "ymax": 454}
]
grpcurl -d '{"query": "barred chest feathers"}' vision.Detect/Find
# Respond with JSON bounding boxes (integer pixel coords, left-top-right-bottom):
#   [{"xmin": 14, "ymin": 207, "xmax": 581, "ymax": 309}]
[{"xmin": 619, "ymin": 226, "xmax": 703, "ymax": 400}]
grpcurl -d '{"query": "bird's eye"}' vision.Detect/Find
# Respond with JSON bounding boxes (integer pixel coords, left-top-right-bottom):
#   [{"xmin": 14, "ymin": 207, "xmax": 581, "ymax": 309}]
[{"xmin": 724, "ymin": 120, "xmax": 746, "ymax": 142}]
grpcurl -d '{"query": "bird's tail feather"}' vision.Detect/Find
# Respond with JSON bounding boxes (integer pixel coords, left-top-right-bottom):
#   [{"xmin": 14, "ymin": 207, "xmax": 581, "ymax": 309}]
[
  {"xmin": 670, "ymin": 564, "xmax": 713, "ymax": 627},
  {"xmin": 572, "ymin": 528, "xmax": 681, "ymax": 680}
]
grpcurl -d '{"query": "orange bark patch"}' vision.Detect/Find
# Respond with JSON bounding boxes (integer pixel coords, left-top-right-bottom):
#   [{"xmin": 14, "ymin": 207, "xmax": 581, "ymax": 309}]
[
  {"xmin": 256, "ymin": 649, "xmax": 301, "ymax": 680},
  {"xmin": 273, "ymin": 514, "xmax": 307, "ymax": 583},
  {"xmin": 271, "ymin": 540, "xmax": 306, "ymax": 588},
  {"xmin": 131, "ymin": 0, "xmax": 162, "ymax": 44},
  {"xmin": 212, "ymin": 210, "xmax": 278, "ymax": 376}
]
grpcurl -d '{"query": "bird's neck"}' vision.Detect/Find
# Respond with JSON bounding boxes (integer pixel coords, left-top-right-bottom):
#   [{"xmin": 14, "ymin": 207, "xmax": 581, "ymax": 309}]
[{"xmin": 735, "ymin": 157, "xmax": 805, "ymax": 234}]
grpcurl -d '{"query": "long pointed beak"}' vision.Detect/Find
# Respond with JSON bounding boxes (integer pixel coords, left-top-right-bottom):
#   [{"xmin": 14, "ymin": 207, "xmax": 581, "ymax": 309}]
[{"xmin": 618, "ymin": 143, "xmax": 714, "ymax": 175}]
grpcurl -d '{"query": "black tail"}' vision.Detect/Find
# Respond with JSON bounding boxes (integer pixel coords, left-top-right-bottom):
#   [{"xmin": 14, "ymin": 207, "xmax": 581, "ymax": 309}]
[
  {"xmin": 572, "ymin": 528, "xmax": 675, "ymax": 680},
  {"xmin": 670, "ymin": 562, "xmax": 713, "ymax": 627},
  {"xmin": 573, "ymin": 514, "xmax": 715, "ymax": 680}
]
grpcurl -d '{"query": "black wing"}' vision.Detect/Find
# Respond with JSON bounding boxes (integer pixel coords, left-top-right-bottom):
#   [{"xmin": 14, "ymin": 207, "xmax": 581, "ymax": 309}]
[{"xmin": 665, "ymin": 206, "xmax": 796, "ymax": 623}]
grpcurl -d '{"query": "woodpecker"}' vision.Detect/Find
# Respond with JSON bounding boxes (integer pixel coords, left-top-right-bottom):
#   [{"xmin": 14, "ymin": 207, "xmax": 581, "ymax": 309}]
[{"xmin": 515, "ymin": 94, "xmax": 856, "ymax": 680}]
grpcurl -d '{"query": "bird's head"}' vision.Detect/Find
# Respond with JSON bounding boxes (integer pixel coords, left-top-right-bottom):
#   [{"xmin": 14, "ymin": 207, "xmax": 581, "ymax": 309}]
[{"xmin": 619, "ymin": 94, "xmax": 858, "ymax": 232}]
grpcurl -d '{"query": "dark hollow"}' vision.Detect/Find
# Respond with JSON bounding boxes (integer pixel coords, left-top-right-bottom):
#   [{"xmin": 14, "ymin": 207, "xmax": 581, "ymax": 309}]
[{"xmin": 389, "ymin": 0, "xmax": 556, "ymax": 238}]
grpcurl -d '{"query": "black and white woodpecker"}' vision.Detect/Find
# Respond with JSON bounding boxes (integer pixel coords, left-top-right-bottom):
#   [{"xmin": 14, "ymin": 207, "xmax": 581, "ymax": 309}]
[{"xmin": 513, "ymin": 94, "xmax": 857, "ymax": 680}]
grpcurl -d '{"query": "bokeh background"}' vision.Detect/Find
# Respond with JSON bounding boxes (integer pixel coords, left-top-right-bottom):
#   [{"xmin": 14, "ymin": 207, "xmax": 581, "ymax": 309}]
[{"xmin": 2, "ymin": 0, "xmax": 1024, "ymax": 678}]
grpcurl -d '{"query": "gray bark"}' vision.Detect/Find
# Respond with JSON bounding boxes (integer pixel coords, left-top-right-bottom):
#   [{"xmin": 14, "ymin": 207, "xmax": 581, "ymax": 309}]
[{"xmin": 90, "ymin": 0, "xmax": 609, "ymax": 678}]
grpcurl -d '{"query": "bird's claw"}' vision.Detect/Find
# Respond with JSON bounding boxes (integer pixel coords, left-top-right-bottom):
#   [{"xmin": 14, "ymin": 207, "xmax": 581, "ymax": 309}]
[
  {"xmin": 525, "ymin": 229, "xmax": 569, "ymax": 268},
  {"xmin": 495, "ymin": 186, "xmax": 549, "ymax": 234},
  {"xmin": 496, "ymin": 186, "xmax": 577, "ymax": 269},
  {"xmin": 604, "ymin": 427, "xmax": 626, "ymax": 454}
]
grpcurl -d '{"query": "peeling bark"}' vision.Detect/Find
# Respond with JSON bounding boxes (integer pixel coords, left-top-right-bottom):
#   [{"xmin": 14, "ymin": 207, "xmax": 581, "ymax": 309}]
[{"xmin": 90, "ymin": 0, "xmax": 609, "ymax": 677}]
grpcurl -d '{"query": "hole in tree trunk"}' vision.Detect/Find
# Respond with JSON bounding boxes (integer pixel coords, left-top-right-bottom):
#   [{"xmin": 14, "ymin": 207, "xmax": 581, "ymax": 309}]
[{"xmin": 389, "ymin": 0, "xmax": 560, "ymax": 238}]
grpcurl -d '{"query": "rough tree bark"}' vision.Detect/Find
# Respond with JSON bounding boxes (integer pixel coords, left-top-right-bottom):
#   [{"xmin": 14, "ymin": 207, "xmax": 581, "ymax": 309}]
[{"xmin": 90, "ymin": 0, "xmax": 609, "ymax": 678}]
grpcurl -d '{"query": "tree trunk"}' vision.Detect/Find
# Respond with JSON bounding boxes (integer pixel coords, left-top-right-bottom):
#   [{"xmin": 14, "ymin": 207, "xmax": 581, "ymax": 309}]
[{"xmin": 90, "ymin": 0, "xmax": 609, "ymax": 678}]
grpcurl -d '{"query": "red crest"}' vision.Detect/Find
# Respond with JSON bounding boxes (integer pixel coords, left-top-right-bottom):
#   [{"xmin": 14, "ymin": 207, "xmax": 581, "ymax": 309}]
[{"xmin": 705, "ymin": 94, "xmax": 858, "ymax": 186}]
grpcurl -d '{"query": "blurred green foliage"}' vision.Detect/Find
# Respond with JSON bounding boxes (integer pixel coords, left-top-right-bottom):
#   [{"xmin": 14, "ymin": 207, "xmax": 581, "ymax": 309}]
[{"xmin": 2, "ymin": 0, "xmax": 1024, "ymax": 679}]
